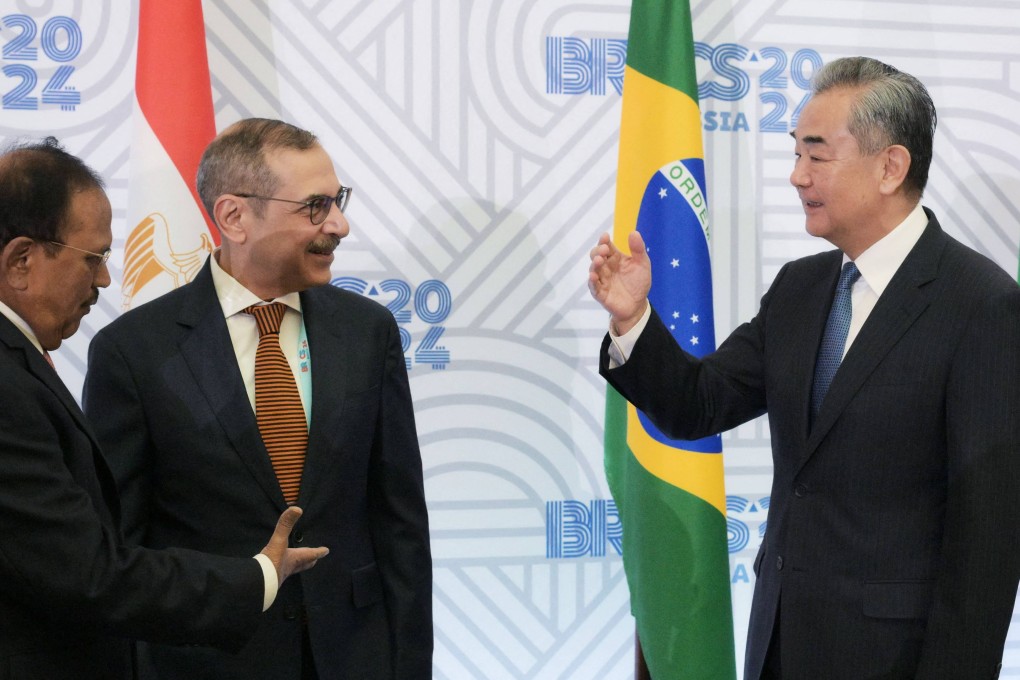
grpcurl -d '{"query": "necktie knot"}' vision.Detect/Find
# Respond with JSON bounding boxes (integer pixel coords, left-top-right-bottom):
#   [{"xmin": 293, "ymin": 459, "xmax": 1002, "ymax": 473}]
[
  {"xmin": 245, "ymin": 302, "xmax": 287, "ymax": 337},
  {"xmin": 838, "ymin": 261, "xmax": 861, "ymax": 293}
]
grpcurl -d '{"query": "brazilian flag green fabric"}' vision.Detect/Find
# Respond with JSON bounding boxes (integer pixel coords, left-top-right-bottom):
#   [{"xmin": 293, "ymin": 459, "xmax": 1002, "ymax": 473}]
[{"xmin": 605, "ymin": 0, "xmax": 737, "ymax": 677}]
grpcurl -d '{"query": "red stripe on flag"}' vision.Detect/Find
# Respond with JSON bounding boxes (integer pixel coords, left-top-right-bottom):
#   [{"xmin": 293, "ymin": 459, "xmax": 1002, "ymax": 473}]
[{"xmin": 136, "ymin": 0, "xmax": 219, "ymax": 244}]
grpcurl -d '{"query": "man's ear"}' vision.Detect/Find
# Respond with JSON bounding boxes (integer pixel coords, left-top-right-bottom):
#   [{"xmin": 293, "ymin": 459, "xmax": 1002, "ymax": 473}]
[
  {"xmin": 213, "ymin": 195, "xmax": 247, "ymax": 245},
  {"xmin": 0, "ymin": 237, "xmax": 37, "ymax": 291},
  {"xmin": 879, "ymin": 144, "xmax": 911, "ymax": 196}
]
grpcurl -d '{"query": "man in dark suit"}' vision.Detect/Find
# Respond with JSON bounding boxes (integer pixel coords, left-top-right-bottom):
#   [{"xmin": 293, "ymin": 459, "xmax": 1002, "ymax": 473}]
[
  {"xmin": 0, "ymin": 138, "xmax": 327, "ymax": 680},
  {"xmin": 589, "ymin": 57, "xmax": 1020, "ymax": 678},
  {"xmin": 83, "ymin": 119, "xmax": 432, "ymax": 680}
]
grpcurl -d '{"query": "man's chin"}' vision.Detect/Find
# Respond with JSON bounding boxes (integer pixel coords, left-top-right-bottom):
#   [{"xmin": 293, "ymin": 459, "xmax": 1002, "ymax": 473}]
[
  {"xmin": 804, "ymin": 220, "xmax": 829, "ymax": 239},
  {"xmin": 61, "ymin": 320, "xmax": 82, "ymax": 342}
]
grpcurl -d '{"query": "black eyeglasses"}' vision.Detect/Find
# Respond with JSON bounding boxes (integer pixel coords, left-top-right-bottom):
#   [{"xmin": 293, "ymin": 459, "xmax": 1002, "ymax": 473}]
[
  {"xmin": 47, "ymin": 240, "xmax": 112, "ymax": 267},
  {"xmin": 234, "ymin": 186, "xmax": 353, "ymax": 225}
]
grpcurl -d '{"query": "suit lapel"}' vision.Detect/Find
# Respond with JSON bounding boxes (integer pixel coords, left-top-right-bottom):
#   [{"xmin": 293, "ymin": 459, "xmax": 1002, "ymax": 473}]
[
  {"xmin": 176, "ymin": 262, "xmax": 287, "ymax": 509},
  {"xmin": 298, "ymin": 287, "xmax": 347, "ymax": 508},
  {"xmin": 0, "ymin": 316, "xmax": 95, "ymax": 444},
  {"xmin": 0, "ymin": 315, "xmax": 121, "ymax": 525},
  {"xmin": 802, "ymin": 215, "xmax": 945, "ymax": 462}
]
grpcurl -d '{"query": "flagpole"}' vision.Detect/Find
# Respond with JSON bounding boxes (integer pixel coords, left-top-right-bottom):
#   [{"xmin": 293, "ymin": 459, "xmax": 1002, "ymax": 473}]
[{"xmin": 636, "ymin": 632, "xmax": 651, "ymax": 680}]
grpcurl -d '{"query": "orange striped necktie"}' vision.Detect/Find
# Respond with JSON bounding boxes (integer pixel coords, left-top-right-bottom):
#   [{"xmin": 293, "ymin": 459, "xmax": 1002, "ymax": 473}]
[
  {"xmin": 244, "ymin": 302, "xmax": 307, "ymax": 505},
  {"xmin": 42, "ymin": 351, "xmax": 55, "ymax": 370}
]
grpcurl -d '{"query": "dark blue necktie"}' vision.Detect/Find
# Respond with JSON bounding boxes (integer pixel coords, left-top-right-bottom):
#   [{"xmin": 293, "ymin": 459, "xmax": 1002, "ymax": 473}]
[{"xmin": 811, "ymin": 261, "xmax": 861, "ymax": 419}]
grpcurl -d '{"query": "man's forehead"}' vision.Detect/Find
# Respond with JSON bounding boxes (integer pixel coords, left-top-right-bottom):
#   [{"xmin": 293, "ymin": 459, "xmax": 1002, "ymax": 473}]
[
  {"xmin": 267, "ymin": 146, "xmax": 337, "ymax": 182},
  {"xmin": 65, "ymin": 187, "xmax": 113, "ymax": 240}
]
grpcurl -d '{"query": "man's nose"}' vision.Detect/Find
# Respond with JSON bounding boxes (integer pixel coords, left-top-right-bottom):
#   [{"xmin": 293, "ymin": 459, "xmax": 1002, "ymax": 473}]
[
  {"xmin": 790, "ymin": 158, "xmax": 809, "ymax": 187},
  {"xmin": 94, "ymin": 259, "xmax": 112, "ymax": 288},
  {"xmin": 321, "ymin": 206, "xmax": 350, "ymax": 238}
]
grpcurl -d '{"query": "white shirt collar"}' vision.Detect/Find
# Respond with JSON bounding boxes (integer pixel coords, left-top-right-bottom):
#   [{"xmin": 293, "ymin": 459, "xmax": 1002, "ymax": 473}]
[
  {"xmin": 846, "ymin": 202, "xmax": 928, "ymax": 298},
  {"xmin": 209, "ymin": 250, "xmax": 302, "ymax": 317},
  {"xmin": 0, "ymin": 299, "xmax": 45, "ymax": 355}
]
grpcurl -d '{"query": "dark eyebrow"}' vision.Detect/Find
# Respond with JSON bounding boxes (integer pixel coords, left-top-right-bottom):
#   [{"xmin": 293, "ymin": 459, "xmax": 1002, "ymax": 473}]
[
  {"xmin": 305, "ymin": 189, "xmax": 339, "ymax": 201},
  {"xmin": 791, "ymin": 131, "xmax": 825, "ymax": 145}
]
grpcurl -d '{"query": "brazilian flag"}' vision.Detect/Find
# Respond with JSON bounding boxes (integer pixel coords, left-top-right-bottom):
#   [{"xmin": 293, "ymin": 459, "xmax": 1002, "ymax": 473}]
[{"xmin": 605, "ymin": 0, "xmax": 737, "ymax": 677}]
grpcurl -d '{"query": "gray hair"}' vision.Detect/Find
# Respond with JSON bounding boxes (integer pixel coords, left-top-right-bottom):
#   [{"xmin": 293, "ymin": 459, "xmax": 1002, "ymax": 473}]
[
  {"xmin": 196, "ymin": 118, "xmax": 319, "ymax": 221},
  {"xmin": 812, "ymin": 56, "xmax": 936, "ymax": 197}
]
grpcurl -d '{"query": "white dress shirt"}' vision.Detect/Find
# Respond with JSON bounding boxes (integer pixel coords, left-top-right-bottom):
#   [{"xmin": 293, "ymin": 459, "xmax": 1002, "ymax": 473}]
[
  {"xmin": 0, "ymin": 300, "xmax": 45, "ymax": 355},
  {"xmin": 209, "ymin": 251, "xmax": 310, "ymax": 424}
]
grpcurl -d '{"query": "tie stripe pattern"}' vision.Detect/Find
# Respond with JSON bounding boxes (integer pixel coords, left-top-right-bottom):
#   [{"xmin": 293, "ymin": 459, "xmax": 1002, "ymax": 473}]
[
  {"xmin": 245, "ymin": 302, "xmax": 307, "ymax": 504},
  {"xmin": 811, "ymin": 261, "xmax": 861, "ymax": 420}
]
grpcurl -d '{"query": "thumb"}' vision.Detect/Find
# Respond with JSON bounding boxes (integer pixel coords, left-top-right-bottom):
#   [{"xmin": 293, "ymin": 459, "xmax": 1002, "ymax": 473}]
[
  {"xmin": 274, "ymin": 506, "xmax": 302, "ymax": 537},
  {"xmin": 628, "ymin": 231, "xmax": 648, "ymax": 266},
  {"xmin": 262, "ymin": 506, "xmax": 303, "ymax": 571}
]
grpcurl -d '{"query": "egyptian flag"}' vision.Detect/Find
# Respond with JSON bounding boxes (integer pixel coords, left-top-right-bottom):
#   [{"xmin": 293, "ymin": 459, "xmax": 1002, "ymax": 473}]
[{"xmin": 122, "ymin": 0, "xmax": 216, "ymax": 310}]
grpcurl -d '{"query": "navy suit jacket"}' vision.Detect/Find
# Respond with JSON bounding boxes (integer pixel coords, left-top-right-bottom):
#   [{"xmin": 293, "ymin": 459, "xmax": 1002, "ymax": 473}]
[
  {"xmin": 0, "ymin": 314, "xmax": 262, "ymax": 680},
  {"xmin": 83, "ymin": 260, "xmax": 432, "ymax": 680},
  {"xmin": 601, "ymin": 211, "xmax": 1020, "ymax": 679}
]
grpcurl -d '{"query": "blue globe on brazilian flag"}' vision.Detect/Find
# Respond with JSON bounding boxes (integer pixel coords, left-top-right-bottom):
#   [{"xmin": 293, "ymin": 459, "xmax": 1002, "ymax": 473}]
[{"xmin": 635, "ymin": 158, "xmax": 720, "ymax": 453}]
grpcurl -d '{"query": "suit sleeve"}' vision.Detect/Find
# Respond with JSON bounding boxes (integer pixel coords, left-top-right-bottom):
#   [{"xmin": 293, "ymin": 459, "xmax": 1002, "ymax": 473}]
[
  {"xmin": 0, "ymin": 362, "xmax": 263, "ymax": 651},
  {"xmin": 367, "ymin": 314, "xmax": 433, "ymax": 677},
  {"xmin": 83, "ymin": 328, "xmax": 155, "ymax": 545},
  {"xmin": 915, "ymin": 285, "xmax": 1020, "ymax": 675},
  {"xmin": 599, "ymin": 265, "xmax": 785, "ymax": 439}
]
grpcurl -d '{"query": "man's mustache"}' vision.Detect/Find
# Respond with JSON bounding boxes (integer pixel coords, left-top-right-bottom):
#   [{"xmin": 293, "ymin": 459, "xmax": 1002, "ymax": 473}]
[{"xmin": 308, "ymin": 235, "xmax": 341, "ymax": 255}]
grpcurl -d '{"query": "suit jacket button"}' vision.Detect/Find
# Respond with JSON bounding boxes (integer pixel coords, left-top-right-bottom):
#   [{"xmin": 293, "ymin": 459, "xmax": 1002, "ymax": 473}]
[
  {"xmin": 283, "ymin": 606, "xmax": 299, "ymax": 621},
  {"xmin": 294, "ymin": 531, "xmax": 304, "ymax": 544},
  {"xmin": 794, "ymin": 484, "xmax": 807, "ymax": 498},
  {"xmin": 776, "ymin": 556, "xmax": 784, "ymax": 571}
]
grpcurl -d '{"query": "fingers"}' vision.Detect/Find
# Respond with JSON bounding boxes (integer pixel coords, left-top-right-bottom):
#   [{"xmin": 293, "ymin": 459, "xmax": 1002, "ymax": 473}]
[
  {"xmin": 590, "ymin": 231, "xmax": 646, "ymax": 264},
  {"xmin": 589, "ymin": 232, "xmax": 618, "ymax": 260},
  {"xmin": 284, "ymin": 546, "xmax": 330, "ymax": 577},
  {"xmin": 588, "ymin": 231, "xmax": 628, "ymax": 303},
  {"xmin": 259, "ymin": 506, "xmax": 331, "ymax": 586}
]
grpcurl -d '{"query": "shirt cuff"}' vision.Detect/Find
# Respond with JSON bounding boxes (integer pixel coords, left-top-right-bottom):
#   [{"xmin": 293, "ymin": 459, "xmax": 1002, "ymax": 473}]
[
  {"xmin": 607, "ymin": 303, "xmax": 652, "ymax": 368},
  {"xmin": 253, "ymin": 553, "xmax": 278, "ymax": 612}
]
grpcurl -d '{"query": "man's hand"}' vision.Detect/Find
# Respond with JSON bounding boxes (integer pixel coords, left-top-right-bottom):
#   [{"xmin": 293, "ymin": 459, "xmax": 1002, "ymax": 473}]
[
  {"xmin": 588, "ymin": 230, "xmax": 651, "ymax": 335},
  {"xmin": 260, "ymin": 507, "xmax": 329, "ymax": 585}
]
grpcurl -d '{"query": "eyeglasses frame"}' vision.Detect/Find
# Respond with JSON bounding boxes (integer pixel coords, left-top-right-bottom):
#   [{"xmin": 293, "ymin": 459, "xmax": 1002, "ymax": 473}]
[
  {"xmin": 46, "ymin": 240, "xmax": 112, "ymax": 266},
  {"xmin": 233, "ymin": 186, "xmax": 353, "ymax": 225}
]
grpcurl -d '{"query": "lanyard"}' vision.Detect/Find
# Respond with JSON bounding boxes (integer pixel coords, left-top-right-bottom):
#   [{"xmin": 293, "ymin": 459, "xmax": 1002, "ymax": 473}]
[{"xmin": 296, "ymin": 317, "xmax": 312, "ymax": 428}]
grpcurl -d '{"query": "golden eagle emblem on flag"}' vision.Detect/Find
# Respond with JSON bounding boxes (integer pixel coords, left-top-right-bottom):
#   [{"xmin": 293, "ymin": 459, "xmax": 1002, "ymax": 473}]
[{"xmin": 121, "ymin": 212, "xmax": 212, "ymax": 310}]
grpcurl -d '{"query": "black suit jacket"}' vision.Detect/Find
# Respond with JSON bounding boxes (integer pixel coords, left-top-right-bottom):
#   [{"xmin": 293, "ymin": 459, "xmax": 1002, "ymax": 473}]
[
  {"xmin": 0, "ymin": 315, "xmax": 263, "ymax": 680},
  {"xmin": 83, "ymin": 260, "xmax": 432, "ymax": 680},
  {"xmin": 601, "ymin": 211, "xmax": 1020, "ymax": 679}
]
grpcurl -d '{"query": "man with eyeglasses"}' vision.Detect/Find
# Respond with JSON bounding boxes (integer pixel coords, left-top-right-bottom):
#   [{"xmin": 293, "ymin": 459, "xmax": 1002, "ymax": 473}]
[
  {"xmin": 84, "ymin": 119, "xmax": 432, "ymax": 680},
  {"xmin": 0, "ymin": 137, "xmax": 328, "ymax": 679}
]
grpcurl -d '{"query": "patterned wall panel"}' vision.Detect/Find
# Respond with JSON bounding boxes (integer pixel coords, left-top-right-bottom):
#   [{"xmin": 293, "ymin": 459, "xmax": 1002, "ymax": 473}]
[{"xmin": 1, "ymin": 1, "xmax": 1018, "ymax": 677}]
